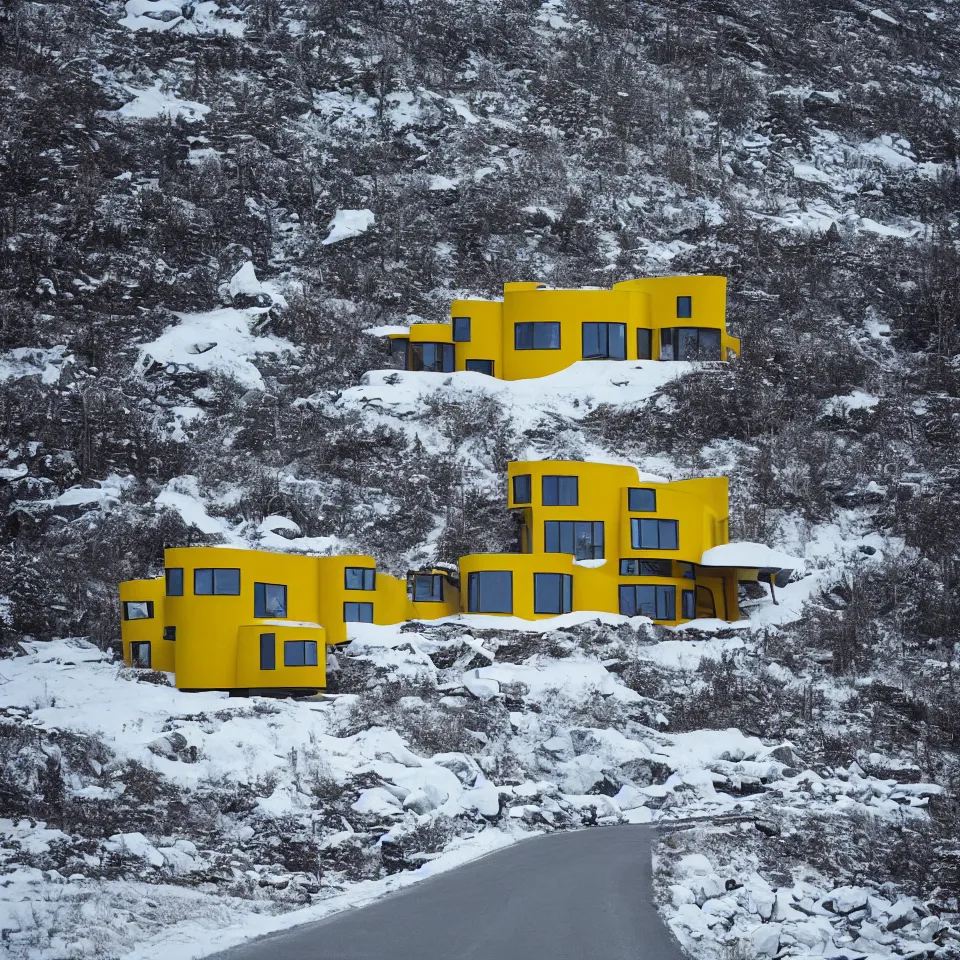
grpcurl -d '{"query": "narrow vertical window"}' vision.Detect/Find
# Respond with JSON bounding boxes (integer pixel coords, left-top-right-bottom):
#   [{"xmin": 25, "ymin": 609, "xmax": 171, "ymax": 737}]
[
  {"xmin": 513, "ymin": 474, "xmax": 532, "ymax": 505},
  {"xmin": 260, "ymin": 633, "xmax": 276, "ymax": 670},
  {"xmin": 637, "ymin": 329, "xmax": 652, "ymax": 360},
  {"xmin": 682, "ymin": 590, "xmax": 696, "ymax": 620},
  {"xmin": 452, "ymin": 317, "xmax": 471, "ymax": 342},
  {"xmin": 677, "ymin": 296, "xmax": 692, "ymax": 318},
  {"xmin": 166, "ymin": 568, "xmax": 184, "ymax": 596}
]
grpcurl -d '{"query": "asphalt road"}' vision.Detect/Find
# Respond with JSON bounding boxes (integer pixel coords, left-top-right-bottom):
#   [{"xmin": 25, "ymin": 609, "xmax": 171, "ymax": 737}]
[{"xmin": 213, "ymin": 826, "xmax": 687, "ymax": 960}]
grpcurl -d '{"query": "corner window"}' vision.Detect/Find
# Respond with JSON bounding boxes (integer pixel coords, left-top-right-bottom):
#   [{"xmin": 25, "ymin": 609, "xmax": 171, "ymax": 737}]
[
  {"xmin": 682, "ymin": 590, "xmax": 696, "ymax": 620},
  {"xmin": 344, "ymin": 567, "xmax": 376, "ymax": 591},
  {"xmin": 542, "ymin": 475, "xmax": 578, "ymax": 506},
  {"xmin": 123, "ymin": 601, "xmax": 154, "ymax": 621},
  {"xmin": 453, "ymin": 316, "xmax": 471, "ymax": 342},
  {"xmin": 344, "ymin": 602, "xmax": 374, "ymax": 622},
  {"xmin": 194, "ymin": 568, "xmax": 241, "ymax": 595},
  {"xmin": 628, "ymin": 488, "xmax": 657, "ymax": 512},
  {"xmin": 254, "ymin": 583, "xmax": 288, "ymax": 618},
  {"xmin": 514, "ymin": 322, "xmax": 561, "ymax": 350},
  {"xmin": 467, "ymin": 571, "xmax": 513, "ymax": 614},
  {"xmin": 696, "ymin": 585, "xmax": 717, "ymax": 619},
  {"xmin": 130, "ymin": 641, "xmax": 152, "ymax": 667},
  {"xmin": 284, "ymin": 640, "xmax": 318, "ymax": 667},
  {"xmin": 677, "ymin": 296, "xmax": 692, "ymax": 319},
  {"xmin": 163, "ymin": 626, "xmax": 176, "ymax": 641},
  {"xmin": 637, "ymin": 329, "xmax": 652, "ymax": 360},
  {"xmin": 389, "ymin": 337, "xmax": 408, "ymax": 369},
  {"xmin": 619, "ymin": 559, "xmax": 671, "ymax": 577},
  {"xmin": 660, "ymin": 327, "xmax": 721, "ymax": 361},
  {"xmin": 166, "ymin": 568, "xmax": 184, "ymax": 596},
  {"xmin": 465, "ymin": 359, "xmax": 494, "ymax": 376},
  {"xmin": 413, "ymin": 574, "xmax": 443, "ymax": 602},
  {"xmin": 544, "ymin": 520, "xmax": 604, "ymax": 560},
  {"xmin": 409, "ymin": 342, "xmax": 455, "ymax": 372},
  {"xmin": 513, "ymin": 474, "xmax": 532, "ymax": 505},
  {"xmin": 582, "ymin": 322, "xmax": 626, "ymax": 360},
  {"xmin": 619, "ymin": 584, "xmax": 675, "ymax": 620},
  {"xmin": 631, "ymin": 518, "xmax": 679, "ymax": 550},
  {"xmin": 260, "ymin": 633, "xmax": 276, "ymax": 670},
  {"xmin": 534, "ymin": 573, "xmax": 573, "ymax": 615}
]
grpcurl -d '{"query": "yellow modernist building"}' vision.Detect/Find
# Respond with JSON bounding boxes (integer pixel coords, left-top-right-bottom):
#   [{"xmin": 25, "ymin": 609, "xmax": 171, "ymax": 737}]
[
  {"xmin": 386, "ymin": 276, "xmax": 740, "ymax": 380},
  {"xmin": 120, "ymin": 461, "xmax": 793, "ymax": 695}
]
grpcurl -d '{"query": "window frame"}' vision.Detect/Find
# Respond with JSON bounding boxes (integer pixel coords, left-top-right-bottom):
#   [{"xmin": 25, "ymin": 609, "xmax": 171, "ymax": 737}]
[
  {"xmin": 581, "ymin": 322, "xmax": 626, "ymax": 360},
  {"xmin": 467, "ymin": 571, "xmax": 513, "ymax": 614},
  {"xmin": 619, "ymin": 584, "xmax": 676, "ymax": 620},
  {"xmin": 344, "ymin": 567, "xmax": 376, "ymax": 591},
  {"xmin": 413, "ymin": 574, "xmax": 444, "ymax": 603},
  {"xmin": 637, "ymin": 329, "xmax": 652, "ymax": 360},
  {"xmin": 254, "ymin": 582, "xmax": 288, "ymax": 619},
  {"xmin": 130, "ymin": 641, "xmax": 152, "ymax": 668},
  {"xmin": 544, "ymin": 520, "xmax": 604, "ymax": 560},
  {"xmin": 512, "ymin": 474, "xmax": 532, "ymax": 505},
  {"xmin": 193, "ymin": 568, "xmax": 241, "ymax": 596},
  {"xmin": 163, "ymin": 626, "xmax": 176, "ymax": 641},
  {"xmin": 465, "ymin": 359, "xmax": 494, "ymax": 375},
  {"xmin": 409, "ymin": 341, "xmax": 456, "ymax": 372},
  {"xmin": 344, "ymin": 601, "xmax": 374, "ymax": 623},
  {"xmin": 619, "ymin": 558, "xmax": 672, "ymax": 577},
  {"xmin": 630, "ymin": 518, "xmax": 679, "ymax": 551},
  {"xmin": 677, "ymin": 296, "xmax": 693, "ymax": 319},
  {"xmin": 166, "ymin": 568, "xmax": 184, "ymax": 597},
  {"xmin": 627, "ymin": 488, "xmax": 657, "ymax": 512},
  {"xmin": 260, "ymin": 633, "xmax": 276, "ymax": 670},
  {"xmin": 283, "ymin": 640, "xmax": 318, "ymax": 667},
  {"xmin": 533, "ymin": 573, "xmax": 573, "ymax": 615},
  {"xmin": 682, "ymin": 590, "xmax": 696, "ymax": 620},
  {"xmin": 660, "ymin": 327, "xmax": 721, "ymax": 362},
  {"xmin": 542, "ymin": 475, "xmax": 578, "ymax": 506},
  {"xmin": 123, "ymin": 600, "xmax": 154, "ymax": 621},
  {"xmin": 696, "ymin": 585, "xmax": 717, "ymax": 619},
  {"xmin": 514, "ymin": 322, "xmax": 561, "ymax": 350},
  {"xmin": 452, "ymin": 316, "xmax": 471, "ymax": 342}
]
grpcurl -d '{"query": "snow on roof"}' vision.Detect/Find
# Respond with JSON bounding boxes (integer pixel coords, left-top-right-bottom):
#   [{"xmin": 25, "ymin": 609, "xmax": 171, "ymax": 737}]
[{"xmin": 700, "ymin": 542, "xmax": 802, "ymax": 571}]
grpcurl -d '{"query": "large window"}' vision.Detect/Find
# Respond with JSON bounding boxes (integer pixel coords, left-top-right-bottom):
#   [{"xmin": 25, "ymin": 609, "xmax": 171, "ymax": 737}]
[
  {"xmin": 677, "ymin": 296, "xmax": 693, "ymax": 318},
  {"xmin": 515, "ymin": 322, "xmax": 561, "ymax": 350},
  {"xmin": 123, "ymin": 601, "xmax": 154, "ymax": 621},
  {"xmin": 619, "ymin": 559, "xmax": 672, "ymax": 577},
  {"xmin": 513, "ymin": 474, "xmax": 532, "ymax": 505},
  {"xmin": 453, "ymin": 317, "xmax": 471, "ymax": 342},
  {"xmin": 545, "ymin": 520, "xmax": 604, "ymax": 560},
  {"xmin": 194, "ymin": 568, "xmax": 240, "ymax": 595},
  {"xmin": 410, "ymin": 342, "xmax": 455, "ymax": 372},
  {"xmin": 582, "ymin": 322, "xmax": 626, "ymax": 360},
  {"xmin": 631, "ymin": 518, "xmax": 679, "ymax": 550},
  {"xmin": 467, "ymin": 571, "xmax": 513, "ymax": 613},
  {"xmin": 413, "ymin": 574, "xmax": 444, "ymax": 602},
  {"xmin": 534, "ymin": 573, "xmax": 573, "ymax": 615},
  {"xmin": 389, "ymin": 338, "xmax": 408, "ymax": 368},
  {"xmin": 284, "ymin": 640, "xmax": 318, "ymax": 667},
  {"xmin": 628, "ymin": 488, "xmax": 657, "ymax": 512},
  {"xmin": 660, "ymin": 327, "xmax": 721, "ymax": 361},
  {"xmin": 619, "ymin": 584, "xmax": 675, "ymax": 620},
  {"xmin": 344, "ymin": 602, "xmax": 374, "ymax": 623},
  {"xmin": 542, "ymin": 475, "xmax": 578, "ymax": 506},
  {"xmin": 682, "ymin": 590, "xmax": 696, "ymax": 620},
  {"xmin": 166, "ymin": 568, "xmax": 184, "ymax": 596},
  {"xmin": 254, "ymin": 583, "xmax": 287, "ymax": 618},
  {"xmin": 130, "ymin": 642, "xmax": 151, "ymax": 668},
  {"xmin": 344, "ymin": 567, "xmax": 376, "ymax": 591},
  {"xmin": 465, "ymin": 359, "xmax": 494, "ymax": 376},
  {"xmin": 260, "ymin": 633, "xmax": 276, "ymax": 670},
  {"xmin": 637, "ymin": 329, "xmax": 652, "ymax": 360}
]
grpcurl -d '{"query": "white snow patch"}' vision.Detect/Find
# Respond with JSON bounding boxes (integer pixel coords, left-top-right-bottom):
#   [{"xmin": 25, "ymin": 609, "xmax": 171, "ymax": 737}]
[
  {"xmin": 113, "ymin": 81, "xmax": 210, "ymax": 122},
  {"xmin": 322, "ymin": 209, "xmax": 375, "ymax": 245}
]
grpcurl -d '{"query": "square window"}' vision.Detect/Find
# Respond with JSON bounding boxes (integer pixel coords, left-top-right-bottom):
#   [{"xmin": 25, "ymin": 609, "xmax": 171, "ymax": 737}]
[
  {"xmin": 677, "ymin": 296, "xmax": 692, "ymax": 318},
  {"xmin": 166, "ymin": 568, "xmax": 183, "ymax": 596},
  {"xmin": 465, "ymin": 359, "xmax": 494, "ymax": 375},
  {"xmin": 283, "ymin": 640, "xmax": 319, "ymax": 667},
  {"xmin": 344, "ymin": 602, "xmax": 374, "ymax": 622},
  {"xmin": 534, "ymin": 573, "xmax": 573, "ymax": 615},
  {"xmin": 130, "ymin": 642, "xmax": 151, "ymax": 668},
  {"xmin": 254, "ymin": 583, "xmax": 288, "ymax": 618},
  {"xmin": 467, "ymin": 571, "xmax": 513, "ymax": 614},
  {"xmin": 214, "ymin": 569, "xmax": 240, "ymax": 595},
  {"xmin": 453, "ymin": 316, "xmax": 471, "ymax": 342},
  {"xmin": 260, "ymin": 633, "xmax": 276, "ymax": 670},
  {"xmin": 123, "ymin": 600, "xmax": 154, "ymax": 621},
  {"xmin": 163, "ymin": 626, "xmax": 176, "ymax": 641},
  {"xmin": 344, "ymin": 567, "xmax": 376, "ymax": 591},
  {"xmin": 628, "ymin": 488, "xmax": 657, "ymax": 512},
  {"xmin": 513, "ymin": 474, "xmax": 531, "ymax": 505},
  {"xmin": 542, "ymin": 475, "xmax": 578, "ymax": 506},
  {"xmin": 413, "ymin": 574, "xmax": 443, "ymax": 602}
]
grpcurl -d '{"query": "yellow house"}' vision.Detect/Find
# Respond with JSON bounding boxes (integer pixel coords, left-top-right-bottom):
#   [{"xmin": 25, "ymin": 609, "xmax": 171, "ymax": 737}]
[
  {"xmin": 119, "ymin": 550, "xmax": 459, "ymax": 694},
  {"xmin": 386, "ymin": 276, "xmax": 740, "ymax": 380}
]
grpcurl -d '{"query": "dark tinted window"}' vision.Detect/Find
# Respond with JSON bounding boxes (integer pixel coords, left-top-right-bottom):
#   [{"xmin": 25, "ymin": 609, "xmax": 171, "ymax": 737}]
[
  {"xmin": 628, "ymin": 488, "xmax": 656, "ymax": 512},
  {"xmin": 682, "ymin": 590, "xmax": 695, "ymax": 619},
  {"xmin": 413, "ymin": 574, "xmax": 443, "ymax": 602},
  {"xmin": 344, "ymin": 567, "xmax": 376, "ymax": 591},
  {"xmin": 542, "ymin": 475, "xmax": 578, "ymax": 506},
  {"xmin": 166, "ymin": 568, "xmax": 184, "ymax": 596},
  {"xmin": 254, "ymin": 583, "xmax": 287, "ymax": 618},
  {"xmin": 284, "ymin": 640, "xmax": 318, "ymax": 667},
  {"xmin": 410, "ymin": 342, "xmax": 455, "ymax": 372},
  {"xmin": 637, "ymin": 329, "xmax": 652, "ymax": 360},
  {"xmin": 467, "ymin": 571, "xmax": 513, "ymax": 613},
  {"xmin": 163, "ymin": 626, "xmax": 176, "ymax": 641},
  {"xmin": 260, "ymin": 633, "xmax": 276, "ymax": 670},
  {"xmin": 619, "ymin": 559, "xmax": 672, "ymax": 577},
  {"xmin": 677, "ymin": 296, "xmax": 692, "ymax": 318},
  {"xmin": 452, "ymin": 317, "xmax": 471, "ymax": 342},
  {"xmin": 660, "ymin": 327, "xmax": 721, "ymax": 361},
  {"xmin": 465, "ymin": 359, "xmax": 494, "ymax": 375},
  {"xmin": 513, "ymin": 474, "xmax": 531, "ymax": 504},
  {"xmin": 130, "ymin": 642, "xmax": 151, "ymax": 668},
  {"xmin": 123, "ymin": 600, "xmax": 154, "ymax": 621},
  {"xmin": 344, "ymin": 602, "xmax": 374, "ymax": 622},
  {"xmin": 582, "ymin": 323, "xmax": 626, "ymax": 360},
  {"xmin": 534, "ymin": 573, "xmax": 573, "ymax": 614},
  {"xmin": 194, "ymin": 569, "xmax": 240, "ymax": 595},
  {"xmin": 515, "ymin": 322, "xmax": 561, "ymax": 350},
  {"xmin": 544, "ymin": 520, "xmax": 604, "ymax": 560},
  {"xmin": 631, "ymin": 518, "xmax": 679, "ymax": 550},
  {"xmin": 696, "ymin": 585, "xmax": 717, "ymax": 619},
  {"xmin": 194, "ymin": 568, "xmax": 213, "ymax": 595},
  {"xmin": 389, "ymin": 338, "xmax": 408, "ymax": 368},
  {"xmin": 619, "ymin": 584, "xmax": 675, "ymax": 620}
]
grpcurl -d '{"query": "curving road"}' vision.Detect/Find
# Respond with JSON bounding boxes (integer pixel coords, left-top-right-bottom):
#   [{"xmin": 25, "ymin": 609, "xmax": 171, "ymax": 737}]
[{"xmin": 212, "ymin": 826, "xmax": 686, "ymax": 960}]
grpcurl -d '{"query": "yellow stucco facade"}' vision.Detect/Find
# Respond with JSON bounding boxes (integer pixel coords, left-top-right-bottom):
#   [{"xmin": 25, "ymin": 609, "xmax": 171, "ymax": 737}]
[{"xmin": 386, "ymin": 276, "xmax": 740, "ymax": 380}]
